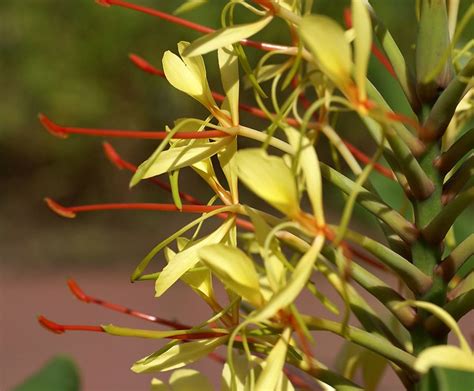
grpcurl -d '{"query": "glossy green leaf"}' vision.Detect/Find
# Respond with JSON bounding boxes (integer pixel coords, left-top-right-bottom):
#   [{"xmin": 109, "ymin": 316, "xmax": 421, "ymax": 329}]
[
  {"xmin": 199, "ymin": 244, "xmax": 263, "ymax": 307},
  {"xmin": 155, "ymin": 218, "xmax": 234, "ymax": 297},
  {"xmin": 300, "ymin": 15, "xmax": 353, "ymax": 90},
  {"xmin": 13, "ymin": 356, "xmax": 80, "ymax": 391},
  {"xmin": 169, "ymin": 369, "xmax": 213, "ymax": 391},
  {"xmin": 132, "ymin": 337, "xmax": 227, "ymax": 373},
  {"xmin": 235, "ymin": 149, "xmax": 300, "ymax": 217},
  {"xmin": 183, "ymin": 16, "xmax": 272, "ymax": 57}
]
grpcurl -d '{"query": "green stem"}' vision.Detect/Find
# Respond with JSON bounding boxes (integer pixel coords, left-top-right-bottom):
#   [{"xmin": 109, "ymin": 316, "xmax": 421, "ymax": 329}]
[
  {"xmin": 319, "ymin": 163, "xmax": 418, "ymax": 243},
  {"xmin": 303, "ymin": 315, "xmax": 417, "ymax": 371},
  {"xmin": 425, "ymin": 289, "xmax": 474, "ymax": 336},
  {"xmin": 435, "ymin": 128, "xmax": 474, "ymax": 175},
  {"xmin": 442, "ymin": 155, "xmax": 474, "ymax": 204},
  {"xmin": 422, "ymin": 187, "xmax": 474, "ymax": 244},
  {"xmin": 422, "ymin": 58, "xmax": 474, "ymax": 141},
  {"xmin": 436, "ymin": 233, "xmax": 474, "ymax": 281},
  {"xmin": 343, "ymin": 228, "xmax": 432, "ymax": 295},
  {"xmin": 321, "ymin": 247, "xmax": 417, "ymax": 328}
]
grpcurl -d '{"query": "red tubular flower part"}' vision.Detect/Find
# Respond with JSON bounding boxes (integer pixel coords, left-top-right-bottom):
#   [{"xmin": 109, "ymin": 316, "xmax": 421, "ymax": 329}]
[
  {"xmin": 39, "ymin": 113, "xmax": 229, "ymax": 140},
  {"xmin": 44, "ymin": 198, "xmax": 226, "ymax": 217},
  {"xmin": 67, "ymin": 279, "xmax": 189, "ymax": 329},
  {"xmin": 97, "ymin": 0, "xmax": 287, "ymax": 52},
  {"xmin": 38, "ymin": 315, "xmax": 104, "ymax": 334}
]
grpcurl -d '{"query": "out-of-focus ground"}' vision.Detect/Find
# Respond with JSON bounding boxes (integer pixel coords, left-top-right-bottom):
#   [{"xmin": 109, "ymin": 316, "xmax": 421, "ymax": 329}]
[{"xmin": 1, "ymin": 0, "xmax": 473, "ymax": 390}]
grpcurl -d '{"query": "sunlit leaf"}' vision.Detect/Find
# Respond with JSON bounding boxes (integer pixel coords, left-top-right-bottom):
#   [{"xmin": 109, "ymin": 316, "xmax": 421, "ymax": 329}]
[
  {"xmin": 300, "ymin": 15, "xmax": 353, "ymax": 91},
  {"xmin": 255, "ymin": 328, "xmax": 291, "ymax": 391},
  {"xmin": 136, "ymin": 138, "xmax": 231, "ymax": 180},
  {"xmin": 351, "ymin": 0, "xmax": 372, "ymax": 101},
  {"xmin": 164, "ymin": 247, "xmax": 214, "ymax": 300},
  {"xmin": 132, "ymin": 337, "xmax": 227, "ymax": 373},
  {"xmin": 218, "ymin": 46, "xmax": 240, "ymax": 126},
  {"xmin": 235, "ymin": 149, "xmax": 300, "ymax": 217},
  {"xmin": 169, "ymin": 369, "xmax": 213, "ymax": 391},
  {"xmin": 199, "ymin": 244, "xmax": 263, "ymax": 307},
  {"xmin": 414, "ymin": 346, "xmax": 474, "ymax": 374},
  {"xmin": 151, "ymin": 378, "xmax": 169, "ymax": 391},
  {"xmin": 155, "ymin": 218, "xmax": 234, "ymax": 297},
  {"xmin": 183, "ymin": 16, "xmax": 273, "ymax": 57},
  {"xmin": 248, "ymin": 235, "xmax": 324, "ymax": 323},
  {"xmin": 246, "ymin": 206, "xmax": 286, "ymax": 292}
]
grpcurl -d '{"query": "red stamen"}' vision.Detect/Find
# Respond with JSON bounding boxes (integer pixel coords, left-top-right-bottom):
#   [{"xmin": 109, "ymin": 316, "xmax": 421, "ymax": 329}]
[
  {"xmin": 129, "ymin": 53, "xmax": 165, "ymax": 77},
  {"xmin": 343, "ymin": 8, "xmax": 396, "ymax": 79},
  {"xmin": 67, "ymin": 279, "xmax": 188, "ymax": 329},
  {"xmin": 385, "ymin": 112, "xmax": 424, "ymax": 135},
  {"xmin": 39, "ymin": 113, "xmax": 228, "ymax": 140},
  {"xmin": 343, "ymin": 142, "xmax": 395, "ymax": 180},
  {"xmin": 97, "ymin": 0, "xmax": 286, "ymax": 52},
  {"xmin": 38, "ymin": 315, "xmax": 104, "ymax": 334},
  {"xmin": 45, "ymin": 198, "xmax": 225, "ymax": 217},
  {"xmin": 102, "ymin": 143, "xmax": 255, "ymax": 231}
]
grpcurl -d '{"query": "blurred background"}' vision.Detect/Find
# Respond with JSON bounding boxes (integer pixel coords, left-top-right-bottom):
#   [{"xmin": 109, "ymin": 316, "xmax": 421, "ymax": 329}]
[{"xmin": 1, "ymin": 0, "xmax": 472, "ymax": 390}]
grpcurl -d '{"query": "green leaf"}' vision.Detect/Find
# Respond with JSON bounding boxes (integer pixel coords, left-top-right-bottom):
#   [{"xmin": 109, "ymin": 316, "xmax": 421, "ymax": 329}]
[
  {"xmin": 155, "ymin": 218, "xmax": 234, "ymax": 297},
  {"xmin": 418, "ymin": 367, "xmax": 474, "ymax": 391},
  {"xmin": 218, "ymin": 46, "xmax": 239, "ymax": 126},
  {"xmin": 300, "ymin": 15, "xmax": 353, "ymax": 91},
  {"xmin": 151, "ymin": 378, "xmax": 169, "ymax": 391},
  {"xmin": 183, "ymin": 16, "xmax": 273, "ymax": 57},
  {"xmin": 246, "ymin": 206, "xmax": 286, "ymax": 292},
  {"xmin": 164, "ymin": 247, "xmax": 214, "ymax": 300},
  {"xmin": 414, "ymin": 346, "xmax": 474, "ymax": 374},
  {"xmin": 169, "ymin": 369, "xmax": 213, "ymax": 391},
  {"xmin": 248, "ymin": 235, "xmax": 324, "ymax": 324},
  {"xmin": 132, "ymin": 337, "xmax": 227, "ymax": 373},
  {"xmin": 136, "ymin": 138, "xmax": 231, "ymax": 181},
  {"xmin": 285, "ymin": 127, "xmax": 324, "ymax": 224},
  {"xmin": 163, "ymin": 42, "xmax": 216, "ymax": 107},
  {"xmin": 199, "ymin": 244, "xmax": 263, "ymax": 307},
  {"xmin": 255, "ymin": 328, "xmax": 291, "ymax": 391},
  {"xmin": 235, "ymin": 149, "xmax": 300, "ymax": 217},
  {"xmin": 13, "ymin": 356, "xmax": 80, "ymax": 391}
]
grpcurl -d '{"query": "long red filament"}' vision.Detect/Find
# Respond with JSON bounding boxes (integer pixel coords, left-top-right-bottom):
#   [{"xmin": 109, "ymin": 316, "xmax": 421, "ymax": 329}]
[
  {"xmin": 97, "ymin": 0, "xmax": 288, "ymax": 52},
  {"xmin": 45, "ymin": 198, "xmax": 225, "ymax": 218},
  {"xmin": 67, "ymin": 279, "xmax": 188, "ymax": 329},
  {"xmin": 102, "ymin": 143, "xmax": 255, "ymax": 232},
  {"xmin": 38, "ymin": 315, "xmax": 104, "ymax": 334},
  {"xmin": 39, "ymin": 113, "xmax": 229, "ymax": 140}
]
